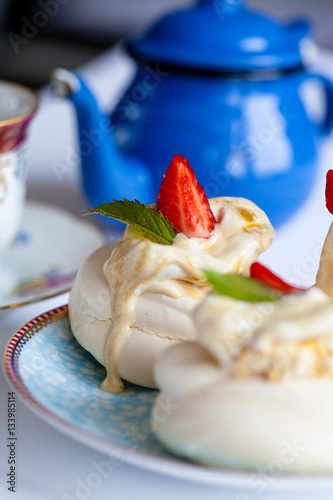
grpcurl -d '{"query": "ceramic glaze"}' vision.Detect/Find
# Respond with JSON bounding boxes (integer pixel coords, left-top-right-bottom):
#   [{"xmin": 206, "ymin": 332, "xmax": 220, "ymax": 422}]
[
  {"xmin": 0, "ymin": 81, "xmax": 38, "ymax": 252},
  {"xmin": 113, "ymin": 68, "xmax": 330, "ymax": 227},
  {"xmin": 52, "ymin": 0, "xmax": 333, "ymax": 228}
]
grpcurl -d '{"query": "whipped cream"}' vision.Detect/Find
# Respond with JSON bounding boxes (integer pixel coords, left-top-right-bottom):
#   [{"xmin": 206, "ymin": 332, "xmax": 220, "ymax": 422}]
[
  {"xmin": 195, "ymin": 286, "xmax": 333, "ymax": 381},
  {"xmin": 153, "ymin": 285, "xmax": 333, "ymax": 472},
  {"xmin": 100, "ymin": 197, "xmax": 274, "ymax": 392},
  {"xmin": 317, "ymin": 222, "xmax": 333, "ymax": 296}
]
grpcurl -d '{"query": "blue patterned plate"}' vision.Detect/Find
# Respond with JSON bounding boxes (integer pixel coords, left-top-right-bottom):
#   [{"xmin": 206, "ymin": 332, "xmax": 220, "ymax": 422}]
[{"xmin": 3, "ymin": 306, "xmax": 333, "ymax": 489}]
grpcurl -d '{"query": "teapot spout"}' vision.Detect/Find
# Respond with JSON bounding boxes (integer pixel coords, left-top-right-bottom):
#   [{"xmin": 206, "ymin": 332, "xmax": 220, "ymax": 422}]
[{"xmin": 51, "ymin": 68, "xmax": 154, "ymax": 207}]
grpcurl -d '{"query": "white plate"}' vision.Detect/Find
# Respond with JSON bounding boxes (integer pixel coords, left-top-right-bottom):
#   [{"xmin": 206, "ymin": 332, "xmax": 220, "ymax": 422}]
[{"xmin": 0, "ymin": 200, "xmax": 105, "ymax": 309}]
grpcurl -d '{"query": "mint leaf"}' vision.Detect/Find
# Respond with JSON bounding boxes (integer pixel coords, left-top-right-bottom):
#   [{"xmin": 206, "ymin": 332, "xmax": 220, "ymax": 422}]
[
  {"xmin": 86, "ymin": 199, "xmax": 177, "ymax": 245},
  {"xmin": 202, "ymin": 269, "xmax": 281, "ymax": 302}
]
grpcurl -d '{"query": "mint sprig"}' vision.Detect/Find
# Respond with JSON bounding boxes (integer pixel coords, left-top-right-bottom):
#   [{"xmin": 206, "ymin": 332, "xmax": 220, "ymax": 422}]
[
  {"xmin": 202, "ymin": 269, "xmax": 281, "ymax": 302},
  {"xmin": 86, "ymin": 198, "xmax": 178, "ymax": 245}
]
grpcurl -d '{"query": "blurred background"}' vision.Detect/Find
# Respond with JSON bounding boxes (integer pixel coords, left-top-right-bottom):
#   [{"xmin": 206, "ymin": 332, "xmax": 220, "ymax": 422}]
[{"xmin": 1, "ymin": 0, "xmax": 333, "ymax": 89}]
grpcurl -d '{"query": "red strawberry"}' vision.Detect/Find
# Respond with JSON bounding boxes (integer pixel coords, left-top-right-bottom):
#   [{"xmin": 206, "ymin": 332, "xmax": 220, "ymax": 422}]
[
  {"xmin": 250, "ymin": 262, "xmax": 306, "ymax": 295},
  {"xmin": 326, "ymin": 169, "xmax": 333, "ymax": 215},
  {"xmin": 156, "ymin": 155, "xmax": 216, "ymax": 239}
]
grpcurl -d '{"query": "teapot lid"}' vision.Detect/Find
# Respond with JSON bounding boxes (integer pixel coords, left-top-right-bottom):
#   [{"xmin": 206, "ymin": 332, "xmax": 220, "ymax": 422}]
[{"xmin": 127, "ymin": 0, "xmax": 311, "ymax": 73}]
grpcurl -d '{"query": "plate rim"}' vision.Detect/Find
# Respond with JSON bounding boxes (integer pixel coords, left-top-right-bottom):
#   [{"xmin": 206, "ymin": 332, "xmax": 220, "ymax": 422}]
[
  {"xmin": 0, "ymin": 199, "xmax": 106, "ymax": 310},
  {"xmin": 3, "ymin": 305, "xmax": 333, "ymax": 490}
]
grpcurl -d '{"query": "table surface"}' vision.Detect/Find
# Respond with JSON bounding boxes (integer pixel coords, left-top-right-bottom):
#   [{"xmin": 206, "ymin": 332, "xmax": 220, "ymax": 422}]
[{"xmin": 2, "ymin": 46, "xmax": 333, "ymax": 499}]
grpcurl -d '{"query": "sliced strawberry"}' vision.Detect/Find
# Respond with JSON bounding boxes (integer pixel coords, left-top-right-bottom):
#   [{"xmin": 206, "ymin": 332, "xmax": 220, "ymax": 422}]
[
  {"xmin": 325, "ymin": 169, "xmax": 333, "ymax": 215},
  {"xmin": 156, "ymin": 155, "xmax": 216, "ymax": 239},
  {"xmin": 250, "ymin": 262, "xmax": 306, "ymax": 295}
]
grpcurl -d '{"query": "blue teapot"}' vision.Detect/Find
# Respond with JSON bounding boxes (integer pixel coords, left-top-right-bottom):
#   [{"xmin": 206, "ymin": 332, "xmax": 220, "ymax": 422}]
[{"xmin": 52, "ymin": 0, "xmax": 333, "ymax": 227}]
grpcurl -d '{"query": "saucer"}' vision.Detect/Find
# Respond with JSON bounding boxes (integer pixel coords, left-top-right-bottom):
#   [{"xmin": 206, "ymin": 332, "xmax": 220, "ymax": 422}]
[{"xmin": 0, "ymin": 200, "xmax": 106, "ymax": 309}]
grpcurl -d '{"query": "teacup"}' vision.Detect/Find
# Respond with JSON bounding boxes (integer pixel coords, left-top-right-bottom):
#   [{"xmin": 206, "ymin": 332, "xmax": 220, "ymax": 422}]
[{"xmin": 0, "ymin": 81, "xmax": 38, "ymax": 253}]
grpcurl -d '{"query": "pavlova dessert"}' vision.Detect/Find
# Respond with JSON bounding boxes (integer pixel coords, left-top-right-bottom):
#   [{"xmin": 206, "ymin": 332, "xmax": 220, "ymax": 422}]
[
  {"xmin": 152, "ymin": 170, "xmax": 333, "ymax": 474},
  {"xmin": 69, "ymin": 155, "xmax": 274, "ymax": 393}
]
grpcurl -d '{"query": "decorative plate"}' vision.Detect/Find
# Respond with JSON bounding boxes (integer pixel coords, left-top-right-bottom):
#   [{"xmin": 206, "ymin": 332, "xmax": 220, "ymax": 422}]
[
  {"xmin": 0, "ymin": 200, "xmax": 105, "ymax": 309},
  {"xmin": 3, "ymin": 305, "xmax": 333, "ymax": 489}
]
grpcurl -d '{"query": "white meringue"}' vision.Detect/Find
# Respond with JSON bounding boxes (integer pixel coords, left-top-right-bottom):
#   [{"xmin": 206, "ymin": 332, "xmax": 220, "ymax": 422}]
[
  {"xmin": 69, "ymin": 197, "xmax": 274, "ymax": 392},
  {"xmin": 153, "ymin": 287, "xmax": 333, "ymax": 473}
]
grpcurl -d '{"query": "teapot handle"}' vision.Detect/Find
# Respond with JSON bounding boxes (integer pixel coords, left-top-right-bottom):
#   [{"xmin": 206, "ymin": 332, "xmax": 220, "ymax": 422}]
[{"xmin": 308, "ymin": 73, "xmax": 333, "ymax": 135}]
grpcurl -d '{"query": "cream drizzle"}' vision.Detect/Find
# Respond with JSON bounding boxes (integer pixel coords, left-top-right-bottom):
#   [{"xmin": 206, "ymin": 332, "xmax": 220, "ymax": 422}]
[{"xmin": 100, "ymin": 197, "xmax": 274, "ymax": 392}]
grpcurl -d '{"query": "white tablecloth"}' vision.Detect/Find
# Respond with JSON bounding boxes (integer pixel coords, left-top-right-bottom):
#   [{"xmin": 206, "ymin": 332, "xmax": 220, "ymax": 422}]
[{"xmin": 1, "ymin": 46, "xmax": 333, "ymax": 499}]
